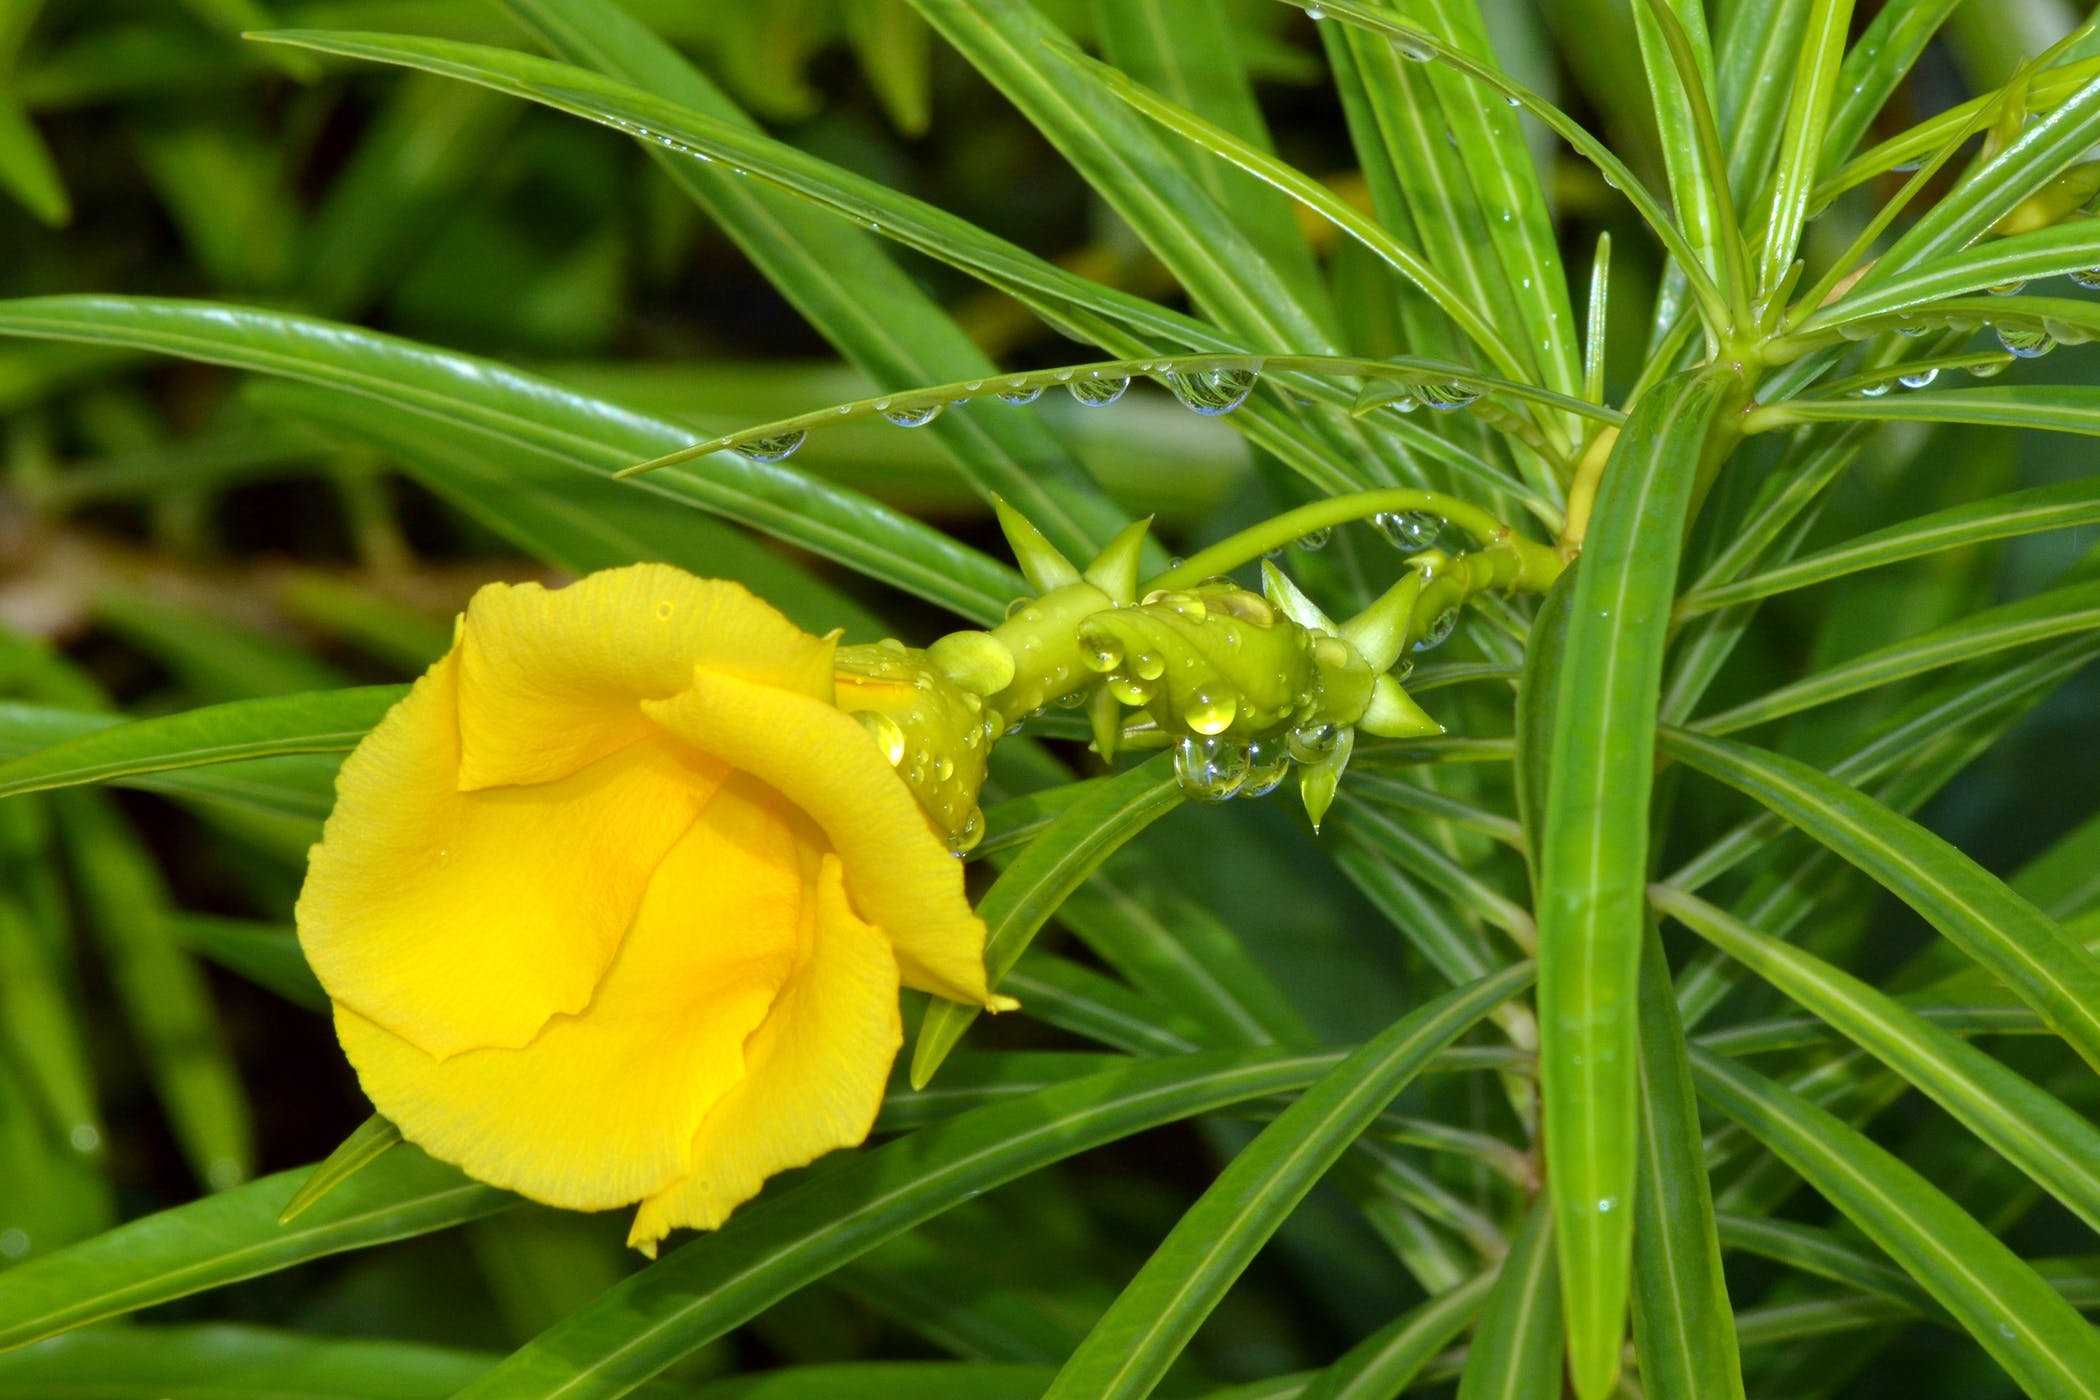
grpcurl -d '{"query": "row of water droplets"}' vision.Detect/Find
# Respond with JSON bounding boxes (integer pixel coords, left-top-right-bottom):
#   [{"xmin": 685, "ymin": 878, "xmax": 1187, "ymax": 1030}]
[
  {"xmin": 725, "ymin": 361, "xmax": 1265, "ymax": 464},
  {"xmin": 1287, "ymin": 512, "xmax": 1460, "ymax": 653},
  {"xmin": 1871, "ymin": 265, "xmax": 2100, "ymax": 369}
]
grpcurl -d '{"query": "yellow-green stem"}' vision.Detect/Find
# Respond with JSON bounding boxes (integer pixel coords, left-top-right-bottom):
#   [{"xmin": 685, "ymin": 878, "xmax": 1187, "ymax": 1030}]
[{"xmin": 1144, "ymin": 491, "xmax": 1563, "ymax": 595}]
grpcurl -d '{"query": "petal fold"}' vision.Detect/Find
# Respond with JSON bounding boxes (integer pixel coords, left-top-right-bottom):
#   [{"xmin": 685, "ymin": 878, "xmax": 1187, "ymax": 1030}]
[
  {"xmin": 336, "ymin": 777, "xmax": 812, "ymax": 1210},
  {"xmin": 456, "ymin": 564, "xmax": 836, "ymax": 790},
  {"xmin": 298, "ymin": 651, "xmax": 722, "ymax": 1058},
  {"xmin": 630, "ymin": 853, "xmax": 900, "ymax": 1250},
  {"xmin": 643, "ymin": 668, "xmax": 997, "ymax": 1007}
]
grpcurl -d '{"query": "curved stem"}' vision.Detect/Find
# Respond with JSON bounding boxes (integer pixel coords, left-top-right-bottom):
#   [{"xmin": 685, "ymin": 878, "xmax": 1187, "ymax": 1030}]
[{"xmin": 1144, "ymin": 491, "xmax": 1564, "ymax": 595}]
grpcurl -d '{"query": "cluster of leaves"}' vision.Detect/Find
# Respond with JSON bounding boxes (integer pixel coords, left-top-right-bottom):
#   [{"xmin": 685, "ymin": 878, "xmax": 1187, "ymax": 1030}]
[{"xmin": 3, "ymin": 0, "xmax": 2100, "ymax": 1397}]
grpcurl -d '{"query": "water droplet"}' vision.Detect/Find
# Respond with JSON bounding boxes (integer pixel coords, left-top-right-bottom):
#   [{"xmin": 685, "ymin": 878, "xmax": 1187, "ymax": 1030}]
[
  {"xmin": 1414, "ymin": 608, "xmax": 1459, "ymax": 652},
  {"xmin": 733, "ymin": 430, "xmax": 807, "ymax": 463},
  {"xmin": 655, "ymin": 600, "xmax": 675, "ymax": 620},
  {"xmin": 1154, "ymin": 590, "xmax": 1207, "ymax": 621},
  {"xmin": 1996, "ymin": 324, "xmax": 2054, "ymax": 358},
  {"xmin": 1893, "ymin": 319, "xmax": 1928, "ymax": 337},
  {"xmin": 1055, "ymin": 689, "xmax": 1086, "ymax": 708},
  {"xmin": 857, "ymin": 711, "xmax": 907, "ymax": 766},
  {"xmin": 1213, "ymin": 590, "xmax": 1276, "ymax": 627},
  {"xmin": 1891, "ymin": 158, "xmax": 1924, "ymax": 173},
  {"xmin": 934, "ymin": 755, "xmax": 954, "ymax": 782},
  {"xmin": 1372, "ymin": 510, "xmax": 1444, "ymax": 551},
  {"xmin": 1596, "ymin": 1196, "xmax": 1618, "ymax": 1214},
  {"xmin": 1987, "ymin": 278, "xmax": 2026, "ymax": 296},
  {"xmin": 69, "ymin": 1123, "xmax": 100, "ymax": 1153},
  {"xmin": 1174, "ymin": 735, "xmax": 1251, "ymax": 802},
  {"xmin": 1854, "ymin": 379, "xmax": 1891, "ymax": 398},
  {"xmin": 1296, "ymin": 526, "xmax": 1333, "ymax": 551},
  {"xmin": 1381, "ymin": 390, "xmax": 1419, "ymax": 414},
  {"xmin": 1079, "ymin": 625, "xmax": 1124, "ymax": 673},
  {"xmin": 949, "ymin": 806, "xmax": 985, "ymax": 856},
  {"xmin": 1165, "ymin": 363, "xmax": 1259, "ymax": 416},
  {"xmin": 1185, "ymin": 685, "xmax": 1239, "ymax": 735},
  {"xmin": 1305, "ymin": 2, "xmax": 1324, "ymax": 17},
  {"xmin": 1419, "ymin": 381, "xmax": 1479, "ymax": 412},
  {"xmin": 1898, "ymin": 366, "xmax": 1939, "ymax": 389},
  {"xmin": 1240, "ymin": 736, "xmax": 1291, "ymax": 798},
  {"xmin": 1394, "ymin": 34, "xmax": 1433, "ymax": 60},
  {"xmin": 965, "ymin": 380, "xmax": 983, "ymax": 392},
  {"xmin": 882, "ymin": 402, "xmax": 944, "ymax": 427},
  {"xmin": 1287, "ymin": 720, "xmax": 1344, "ymax": 763},
  {"xmin": 1068, "ymin": 373, "xmax": 1130, "ymax": 408},
  {"xmin": 0, "ymin": 1229, "xmax": 27, "ymax": 1260},
  {"xmin": 2070, "ymin": 267, "xmax": 2100, "ymax": 290},
  {"xmin": 996, "ymin": 382, "xmax": 1044, "ymax": 405},
  {"xmin": 1969, "ymin": 358, "xmax": 2008, "ymax": 379},
  {"xmin": 1108, "ymin": 672, "xmax": 1157, "ymax": 706}
]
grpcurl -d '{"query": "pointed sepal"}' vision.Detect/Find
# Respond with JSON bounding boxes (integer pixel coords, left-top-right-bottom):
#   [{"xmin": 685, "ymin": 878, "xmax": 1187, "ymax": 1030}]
[
  {"xmin": 1298, "ymin": 727, "xmax": 1354, "ymax": 833},
  {"xmin": 993, "ymin": 495, "xmax": 1081, "ymax": 593},
  {"xmin": 1088, "ymin": 684, "xmax": 1122, "ymax": 761},
  {"xmin": 1083, "ymin": 517, "xmax": 1152, "ymax": 604},
  {"xmin": 1260, "ymin": 560, "xmax": 1336, "ymax": 632},
  {"xmin": 1358, "ymin": 674, "xmax": 1444, "ymax": 739},
  {"xmin": 1340, "ymin": 569, "xmax": 1428, "ymax": 675}
]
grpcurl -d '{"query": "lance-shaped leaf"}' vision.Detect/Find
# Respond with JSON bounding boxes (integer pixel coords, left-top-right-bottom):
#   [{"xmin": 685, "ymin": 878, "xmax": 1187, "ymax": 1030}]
[{"xmin": 1534, "ymin": 370, "xmax": 1733, "ymax": 1400}]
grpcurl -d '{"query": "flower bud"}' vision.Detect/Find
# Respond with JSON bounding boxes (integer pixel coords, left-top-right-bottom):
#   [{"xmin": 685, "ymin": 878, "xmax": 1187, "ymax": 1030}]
[
  {"xmin": 1076, "ymin": 581, "xmax": 1315, "ymax": 740},
  {"xmin": 834, "ymin": 639, "xmax": 993, "ymax": 854}
]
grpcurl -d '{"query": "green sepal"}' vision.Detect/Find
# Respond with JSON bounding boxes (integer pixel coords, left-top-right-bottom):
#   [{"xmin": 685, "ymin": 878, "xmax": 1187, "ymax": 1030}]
[
  {"xmin": 1340, "ymin": 569, "xmax": 1428, "ymax": 674},
  {"xmin": 1083, "ymin": 517, "xmax": 1153, "ymax": 605},
  {"xmin": 1088, "ymin": 684, "xmax": 1122, "ymax": 761},
  {"xmin": 993, "ymin": 495, "xmax": 1082, "ymax": 593},
  {"xmin": 927, "ymin": 628, "xmax": 1017, "ymax": 696},
  {"xmin": 1260, "ymin": 559, "xmax": 1337, "ymax": 632},
  {"xmin": 1358, "ymin": 674, "xmax": 1444, "ymax": 739},
  {"xmin": 1298, "ymin": 727, "xmax": 1354, "ymax": 833}
]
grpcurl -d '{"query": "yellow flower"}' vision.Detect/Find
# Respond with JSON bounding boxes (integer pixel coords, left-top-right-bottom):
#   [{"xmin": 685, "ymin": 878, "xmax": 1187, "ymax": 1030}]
[{"xmin": 295, "ymin": 564, "xmax": 1000, "ymax": 1253}]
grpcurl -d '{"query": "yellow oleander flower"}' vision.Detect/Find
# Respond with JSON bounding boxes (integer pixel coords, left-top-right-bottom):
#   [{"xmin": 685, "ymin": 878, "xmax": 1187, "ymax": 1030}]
[{"xmin": 295, "ymin": 564, "xmax": 1001, "ymax": 1253}]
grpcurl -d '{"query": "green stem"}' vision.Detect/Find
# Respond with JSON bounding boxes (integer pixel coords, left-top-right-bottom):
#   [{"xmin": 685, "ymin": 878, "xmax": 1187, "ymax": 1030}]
[{"xmin": 1144, "ymin": 491, "xmax": 1564, "ymax": 595}]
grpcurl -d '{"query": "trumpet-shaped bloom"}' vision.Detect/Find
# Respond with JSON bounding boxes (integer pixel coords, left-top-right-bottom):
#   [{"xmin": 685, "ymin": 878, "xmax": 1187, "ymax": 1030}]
[{"xmin": 296, "ymin": 564, "xmax": 998, "ymax": 1251}]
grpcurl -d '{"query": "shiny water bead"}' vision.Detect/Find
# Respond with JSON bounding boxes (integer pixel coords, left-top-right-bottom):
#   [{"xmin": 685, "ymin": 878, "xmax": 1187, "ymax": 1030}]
[
  {"xmin": 1174, "ymin": 735, "xmax": 1251, "ymax": 802},
  {"xmin": 997, "ymin": 380, "xmax": 1045, "ymax": 404},
  {"xmin": 1211, "ymin": 589, "xmax": 1275, "ymax": 627},
  {"xmin": 1312, "ymin": 635, "xmax": 1354, "ymax": 671},
  {"xmin": 948, "ymin": 806, "xmax": 985, "ymax": 856},
  {"xmin": 1287, "ymin": 720, "xmax": 1344, "ymax": 763},
  {"xmin": 2071, "ymin": 268, "xmax": 2100, "ymax": 289},
  {"xmin": 1296, "ymin": 526, "xmax": 1333, "ymax": 551},
  {"xmin": 882, "ymin": 402, "xmax": 944, "ymax": 427},
  {"xmin": 1996, "ymin": 324, "xmax": 2055, "ymax": 358},
  {"xmin": 1413, "ymin": 608, "xmax": 1459, "ymax": 652},
  {"xmin": 1393, "ymin": 33, "xmax": 1433, "ymax": 59},
  {"xmin": 1968, "ymin": 358, "xmax": 2008, "ymax": 379},
  {"xmin": 1239, "ymin": 737, "xmax": 1292, "ymax": 798},
  {"xmin": 1987, "ymin": 279, "xmax": 2027, "ymax": 296},
  {"xmin": 732, "ymin": 430, "xmax": 806, "ymax": 463},
  {"xmin": 1854, "ymin": 379, "xmax": 1891, "ymax": 398},
  {"xmin": 1372, "ymin": 510, "xmax": 1444, "ymax": 551},
  {"xmin": 1185, "ymin": 685, "xmax": 1240, "ymax": 736},
  {"xmin": 1068, "ymin": 373, "xmax": 1130, "ymax": 408},
  {"xmin": 1418, "ymin": 381, "xmax": 1479, "ymax": 412},
  {"xmin": 1108, "ymin": 672, "xmax": 1158, "ymax": 706},
  {"xmin": 1898, "ymin": 367, "xmax": 1940, "ymax": 389},
  {"xmin": 856, "ymin": 710, "xmax": 907, "ymax": 766},
  {"xmin": 1078, "ymin": 623, "xmax": 1124, "ymax": 673},
  {"xmin": 1165, "ymin": 364, "xmax": 1259, "ymax": 416},
  {"xmin": 1131, "ymin": 649, "xmax": 1167, "ymax": 681},
  {"xmin": 1382, "ymin": 390, "xmax": 1420, "ymax": 414}
]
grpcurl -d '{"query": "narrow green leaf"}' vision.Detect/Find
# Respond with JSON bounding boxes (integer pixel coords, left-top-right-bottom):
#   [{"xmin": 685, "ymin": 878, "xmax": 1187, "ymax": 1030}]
[
  {"xmin": 1755, "ymin": 0, "xmax": 1854, "ymax": 304},
  {"xmin": 1455, "ymin": 1196, "xmax": 1561, "ymax": 1400},
  {"xmin": 1692, "ymin": 579, "xmax": 2100, "ymax": 734},
  {"xmin": 0, "ymin": 895, "xmax": 100, "ymax": 1158},
  {"xmin": 503, "ymin": 0, "xmax": 1128, "ymax": 564},
  {"xmin": 1300, "ymin": 1268, "xmax": 1495, "ymax": 1400},
  {"xmin": 1629, "ymin": 925, "xmax": 1745, "ymax": 1400},
  {"xmin": 1535, "ymin": 369, "xmax": 1732, "ymax": 1400},
  {"xmin": 453, "ymin": 1049, "xmax": 1349, "ymax": 1400},
  {"xmin": 166, "ymin": 913, "xmax": 328, "ymax": 1012},
  {"xmin": 0, "ymin": 1325, "xmax": 497, "ymax": 1400},
  {"xmin": 0, "ymin": 686, "xmax": 399, "ymax": 801},
  {"xmin": 1756, "ymin": 384, "xmax": 2100, "ymax": 441},
  {"xmin": 912, "ymin": 755, "xmax": 1182, "ymax": 1086},
  {"xmin": 278, "ymin": 1115, "xmax": 403, "ymax": 1224},
  {"xmin": 1683, "ymin": 476, "xmax": 2100, "ymax": 613},
  {"xmin": 0, "ymin": 295, "xmax": 1020, "ymax": 623},
  {"xmin": 1802, "ymin": 220, "xmax": 2100, "ymax": 334},
  {"xmin": 1655, "ymin": 885, "xmax": 2100, "ymax": 1237},
  {"xmin": 1820, "ymin": 0, "xmax": 1968, "ymax": 170},
  {"xmin": 1662, "ymin": 729, "xmax": 2100, "ymax": 1077},
  {"xmin": 1041, "ymin": 963, "xmax": 1535, "ymax": 1400},
  {"xmin": 0, "ymin": 1148, "xmax": 509, "ymax": 1350},
  {"xmin": 0, "ymin": 100, "xmax": 66, "ymax": 226},
  {"xmin": 1714, "ymin": 1213, "xmax": 1938, "ymax": 1313},
  {"xmin": 51, "ymin": 792, "xmax": 252, "ymax": 1194},
  {"xmin": 1630, "ymin": 0, "xmax": 1742, "ymax": 311},
  {"xmin": 1691, "ymin": 1051, "xmax": 2100, "ymax": 1399}
]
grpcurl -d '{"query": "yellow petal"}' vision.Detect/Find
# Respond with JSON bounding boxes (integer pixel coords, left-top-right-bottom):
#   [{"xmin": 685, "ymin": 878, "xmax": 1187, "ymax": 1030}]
[
  {"xmin": 643, "ymin": 668, "xmax": 997, "ymax": 1007},
  {"xmin": 298, "ymin": 651, "xmax": 721, "ymax": 1058},
  {"xmin": 456, "ymin": 564, "xmax": 836, "ymax": 790},
  {"xmin": 336, "ymin": 777, "xmax": 812, "ymax": 1210},
  {"xmin": 629, "ymin": 853, "xmax": 900, "ymax": 1249}
]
